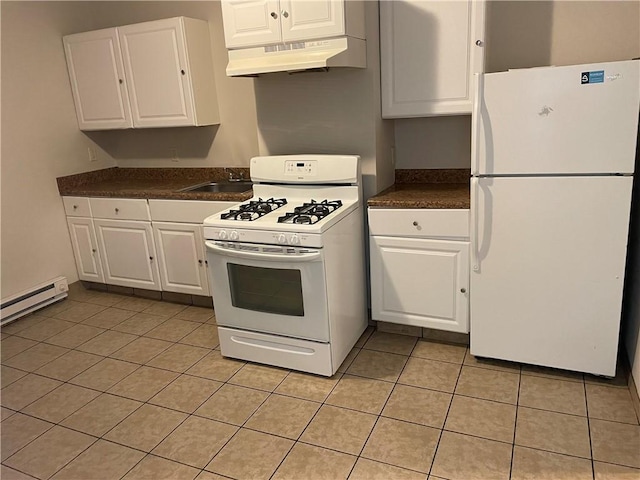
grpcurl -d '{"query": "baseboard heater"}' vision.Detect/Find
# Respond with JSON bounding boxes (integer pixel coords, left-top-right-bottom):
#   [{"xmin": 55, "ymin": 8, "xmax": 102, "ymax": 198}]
[{"xmin": 1, "ymin": 277, "xmax": 69, "ymax": 326}]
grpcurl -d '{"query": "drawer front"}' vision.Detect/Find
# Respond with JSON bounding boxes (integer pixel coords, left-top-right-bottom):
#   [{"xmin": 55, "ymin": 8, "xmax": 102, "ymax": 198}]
[
  {"xmin": 90, "ymin": 198, "xmax": 150, "ymax": 221},
  {"xmin": 148, "ymin": 199, "xmax": 236, "ymax": 223},
  {"xmin": 369, "ymin": 208, "xmax": 469, "ymax": 238},
  {"xmin": 63, "ymin": 197, "xmax": 92, "ymax": 217}
]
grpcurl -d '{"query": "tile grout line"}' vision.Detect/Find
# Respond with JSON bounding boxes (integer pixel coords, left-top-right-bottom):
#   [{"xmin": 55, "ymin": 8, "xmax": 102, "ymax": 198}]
[
  {"xmin": 349, "ymin": 336, "xmax": 432, "ymax": 477},
  {"xmin": 508, "ymin": 365, "xmax": 522, "ymax": 480},
  {"xmin": 584, "ymin": 378, "xmax": 597, "ymax": 480},
  {"xmin": 425, "ymin": 346, "xmax": 467, "ymax": 479},
  {"xmin": 0, "ymin": 297, "xmax": 220, "ymax": 477},
  {"xmin": 200, "ymin": 360, "xmax": 294, "ymax": 477},
  {"xmin": 5, "ymin": 296, "xmax": 640, "ymax": 478}
]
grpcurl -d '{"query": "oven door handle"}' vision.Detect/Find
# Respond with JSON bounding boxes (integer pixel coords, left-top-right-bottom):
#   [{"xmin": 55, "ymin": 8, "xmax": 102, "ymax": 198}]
[{"xmin": 205, "ymin": 241, "xmax": 322, "ymax": 262}]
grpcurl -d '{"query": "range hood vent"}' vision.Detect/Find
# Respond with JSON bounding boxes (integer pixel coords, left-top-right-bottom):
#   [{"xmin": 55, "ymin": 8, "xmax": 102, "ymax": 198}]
[{"xmin": 226, "ymin": 37, "xmax": 366, "ymax": 77}]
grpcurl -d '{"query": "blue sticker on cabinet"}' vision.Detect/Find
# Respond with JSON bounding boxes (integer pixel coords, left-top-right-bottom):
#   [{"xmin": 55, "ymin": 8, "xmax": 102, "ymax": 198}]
[{"xmin": 581, "ymin": 70, "xmax": 605, "ymax": 84}]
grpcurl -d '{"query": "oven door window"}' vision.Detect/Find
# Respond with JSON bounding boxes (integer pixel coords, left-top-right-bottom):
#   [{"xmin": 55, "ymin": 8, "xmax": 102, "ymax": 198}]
[{"xmin": 228, "ymin": 263, "xmax": 304, "ymax": 316}]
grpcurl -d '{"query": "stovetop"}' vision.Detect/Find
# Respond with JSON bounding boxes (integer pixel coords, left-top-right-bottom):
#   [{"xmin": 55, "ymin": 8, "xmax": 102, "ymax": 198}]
[
  {"xmin": 207, "ymin": 196, "xmax": 355, "ymax": 230},
  {"xmin": 203, "ymin": 155, "xmax": 362, "ymax": 245},
  {"xmin": 278, "ymin": 200, "xmax": 343, "ymax": 226},
  {"xmin": 220, "ymin": 198, "xmax": 288, "ymax": 222}
]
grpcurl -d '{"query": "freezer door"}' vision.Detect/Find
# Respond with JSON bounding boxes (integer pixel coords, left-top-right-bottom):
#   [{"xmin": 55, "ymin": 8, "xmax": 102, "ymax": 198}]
[
  {"xmin": 473, "ymin": 60, "xmax": 639, "ymax": 175},
  {"xmin": 470, "ymin": 176, "xmax": 633, "ymax": 376}
]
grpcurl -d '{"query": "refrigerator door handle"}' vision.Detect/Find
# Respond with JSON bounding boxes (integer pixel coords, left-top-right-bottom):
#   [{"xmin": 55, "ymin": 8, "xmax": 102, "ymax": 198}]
[
  {"xmin": 471, "ymin": 177, "xmax": 480, "ymax": 272},
  {"xmin": 471, "ymin": 73, "xmax": 483, "ymax": 176}
]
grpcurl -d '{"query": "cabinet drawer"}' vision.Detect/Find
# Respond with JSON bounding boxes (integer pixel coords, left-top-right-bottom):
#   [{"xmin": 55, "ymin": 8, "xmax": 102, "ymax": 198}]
[
  {"xmin": 148, "ymin": 199, "xmax": 236, "ymax": 223},
  {"xmin": 90, "ymin": 198, "xmax": 150, "ymax": 221},
  {"xmin": 369, "ymin": 208, "xmax": 469, "ymax": 238},
  {"xmin": 63, "ymin": 197, "xmax": 92, "ymax": 217}
]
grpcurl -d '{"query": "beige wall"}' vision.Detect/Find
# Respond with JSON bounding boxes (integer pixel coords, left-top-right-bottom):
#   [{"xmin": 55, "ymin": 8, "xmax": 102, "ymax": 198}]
[
  {"xmin": 1, "ymin": 1, "xmax": 118, "ymax": 299},
  {"xmin": 79, "ymin": 1, "xmax": 259, "ymax": 168},
  {"xmin": 253, "ymin": 1, "xmax": 394, "ymax": 199},
  {"xmin": 395, "ymin": 0, "xmax": 640, "ymax": 170},
  {"xmin": 0, "ymin": 1, "xmax": 259, "ymax": 298}
]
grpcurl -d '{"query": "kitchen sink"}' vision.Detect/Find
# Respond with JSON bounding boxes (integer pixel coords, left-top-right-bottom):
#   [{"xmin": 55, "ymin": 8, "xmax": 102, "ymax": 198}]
[{"xmin": 179, "ymin": 181, "xmax": 253, "ymax": 193}]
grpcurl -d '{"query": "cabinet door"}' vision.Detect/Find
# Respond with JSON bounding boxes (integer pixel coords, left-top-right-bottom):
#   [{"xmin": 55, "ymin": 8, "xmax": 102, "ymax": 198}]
[
  {"xmin": 93, "ymin": 219, "xmax": 161, "ymax": 290},
  {"xmin": 118, "ymin": 18, "xmax": 195, "ymax": 127},
  {"xmin": 63, "ymin": 28, "xmax": 133, "ymax": 130},
  {"xmin": 67, "ymin": 217, "xmax": 104, "ymax": 283},
  {"xmin": 370, "ymin": 236, "xmax": 469, "ymax": 332},
  {"xmin": 221, "ymin": 0, "xmax": 282, "ymax": 48},
  {"xmin": 280, "ymin": 0, "xmax": 345, "ymax": 42},
  {"xmin": 380, "ymin": 0, "xmax": 485, "ymax": 117},
  {"xmin": 152, "ymin": 222, "xmax": 209, "ymax": 296}
]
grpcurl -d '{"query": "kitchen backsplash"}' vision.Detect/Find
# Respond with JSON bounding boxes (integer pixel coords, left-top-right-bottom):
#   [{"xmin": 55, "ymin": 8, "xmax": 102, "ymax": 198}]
[{"xmin": 395, "ymin": 169, "xmax": 470, "ymax": 184}]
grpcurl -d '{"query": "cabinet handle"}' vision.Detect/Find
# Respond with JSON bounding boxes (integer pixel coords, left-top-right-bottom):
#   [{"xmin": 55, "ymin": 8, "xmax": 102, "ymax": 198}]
[
  {"xmin": 460, "ymin": 288, "xmax": 467, "ymax": 293},
  {"xmin": 205, "ymin": 260, "xmax": 208, "ymax": 266},
  {"xmin": 119, "ymin": 79, "xmax": 123, "ymax": 84},
  {"xmin": 412, "ymin": 221, "xmax": 419, "ymax": 227},
  {"xmin": 73, "ymin": 205, "xmax": 78, "ymax": 209},
  {"xmin": 282, "ymin": 10, "xmax": 289, "ymax": 18},
  {"xmin": 92, "ymin": 248, "xmax": 96, "ymax": 253},
  {"xmin": 270, "ymin": 11, "xmax": 278, "ymax": 19},
  {"xmin": 149, "ymin": 256, "xmax": 154, "ymax": 261},
  {"xmin": 115, "ymin": 208, "xmax": 119, "ymax": 213},
  {"xmin": 198, "ymin": 259, "xmax": 203, "ymax": 265},
  {"xmin": 475, "ymin": 40, "xmax": 484, "ymax": 47},
  {"xmin": 180, "ymin": 69, "xmax": 185, "ymax": 75}
]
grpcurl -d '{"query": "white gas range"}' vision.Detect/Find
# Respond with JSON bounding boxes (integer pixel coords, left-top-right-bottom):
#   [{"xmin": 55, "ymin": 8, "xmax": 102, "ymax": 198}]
[{"xmin": 203, "ymin": 155, "xmax": 367, "ymax": 376}]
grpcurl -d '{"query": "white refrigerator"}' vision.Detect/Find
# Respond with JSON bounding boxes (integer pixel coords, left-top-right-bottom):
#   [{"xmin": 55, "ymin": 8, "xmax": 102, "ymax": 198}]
[{"xmin": 470, "ymin": 60, "xmax": 640, "ymax": 377}]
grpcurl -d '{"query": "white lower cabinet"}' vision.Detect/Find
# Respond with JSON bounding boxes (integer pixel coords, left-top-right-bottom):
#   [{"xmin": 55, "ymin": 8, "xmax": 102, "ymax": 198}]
[
  {"xmin": 153, "ymin": 222, "xmax": 209, "ymax": 296},
  {"xmin": 66, "ymin": 217, "xmax": 104, "ymax": 283},
  {"xmin": 368, "ymin": 208, "xmax": 470, "ymax": 333},
  {"xmin": 63, "ymin": 196, "xmax": 235, "ymax": 294},
  {"xmin": 148, "ymin": 199, "xmax": 236, "ymax": 296},
  {"xmin": 93, "ymin": 218, "xmax": 161, "ymax": 290}
]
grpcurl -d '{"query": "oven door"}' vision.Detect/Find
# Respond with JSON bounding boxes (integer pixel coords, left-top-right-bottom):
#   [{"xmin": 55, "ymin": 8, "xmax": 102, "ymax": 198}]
[{"xmin": 205, "ymin": 241, "xmax": 329, "ymax": 342}]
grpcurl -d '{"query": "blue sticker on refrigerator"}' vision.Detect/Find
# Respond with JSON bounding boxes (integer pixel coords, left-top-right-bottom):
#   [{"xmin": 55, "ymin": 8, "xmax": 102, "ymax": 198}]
[{"xmin": 581, "ymin": 70, "xmax": 605, "ymax": 84}]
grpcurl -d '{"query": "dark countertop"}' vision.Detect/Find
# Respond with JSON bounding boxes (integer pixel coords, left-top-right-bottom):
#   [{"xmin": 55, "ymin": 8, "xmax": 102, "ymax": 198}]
[
  {"xmin": 57, "ymin": 167, "xmax": 252, "ymax": 202},
  {"xmin": 367, "ymin": 169, "xmax": 470, "ymax": 209}
]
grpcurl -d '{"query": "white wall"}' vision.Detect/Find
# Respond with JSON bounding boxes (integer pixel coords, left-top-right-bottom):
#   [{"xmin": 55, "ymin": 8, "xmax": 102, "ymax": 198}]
[{"xmin": 0, "ymin": 1, "xmax": 259, "ymax": 299}]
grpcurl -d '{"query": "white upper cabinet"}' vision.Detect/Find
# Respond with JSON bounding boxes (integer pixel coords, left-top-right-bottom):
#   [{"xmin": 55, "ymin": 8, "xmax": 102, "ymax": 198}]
[
  {"xmin": 380, "ymin": 0, "xmax": 486, "ymax": 118},
  {"xmin": 280, "ymin": 0, "xmax": 345, "ymax": 43},
  {"xmin": 221, "ymin": 0, "xmax": 282, "ymax": 48},
  {"xmin": 221, "ymin": 0, "xmax": 361, "ymax": 48},
  {"xmin": 63, "ymin": 29, "xmax": 132, "ymax": 130},
  {"xmin": 63, "ymin": 17, "xmax": 219, "ymax": 130}
]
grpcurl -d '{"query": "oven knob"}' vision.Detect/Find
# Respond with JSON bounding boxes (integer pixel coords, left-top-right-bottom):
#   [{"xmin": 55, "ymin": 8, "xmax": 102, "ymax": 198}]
[
  {"xmin": 289, "ymin": 234, "xmax": 300, "ymax": 245},
  {"xmin": 219, "ymin": 230, "xmax": 227, "ymax": 240},
  {"xmin": 278, "ymin": 233, "xmax": 287, "ymax": 244},
  {"xmin": 229, "ymin": 231, "xmax": 239, "ymax": 241}
]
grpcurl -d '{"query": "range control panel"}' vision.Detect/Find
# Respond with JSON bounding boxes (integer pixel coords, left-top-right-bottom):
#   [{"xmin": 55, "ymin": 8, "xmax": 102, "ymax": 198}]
[{"xmin": 285, "ymin": 160, "xmax": 317, "ymax": 176}]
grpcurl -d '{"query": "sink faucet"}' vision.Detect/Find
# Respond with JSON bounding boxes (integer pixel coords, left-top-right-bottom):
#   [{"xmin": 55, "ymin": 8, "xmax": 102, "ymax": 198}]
[{"xmin": 224, "ymin": 167, "xmax": 245, "ymax": 182}]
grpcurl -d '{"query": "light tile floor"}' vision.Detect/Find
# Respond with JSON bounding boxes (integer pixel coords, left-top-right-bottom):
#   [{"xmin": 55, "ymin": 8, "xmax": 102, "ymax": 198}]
[{"xmin": 1, "ymin": 284, "xmax": 639, "ymax": 480}]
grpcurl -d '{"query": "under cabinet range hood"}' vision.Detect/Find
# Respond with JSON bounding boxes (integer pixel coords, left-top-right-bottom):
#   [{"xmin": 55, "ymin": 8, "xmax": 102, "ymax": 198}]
[{"xmin": 226, "ymin": 37, "xmax": 366, "ymax": 77}]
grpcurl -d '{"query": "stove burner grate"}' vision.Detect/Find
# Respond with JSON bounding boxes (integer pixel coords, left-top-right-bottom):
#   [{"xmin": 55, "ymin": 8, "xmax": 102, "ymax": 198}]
[
  {"xmin": 278, "ymin": 199, "xmax": 343, "ymax": 225},
  {"xmin": 221, "ymin": 197, "xmax": 287, "ymax": 221}
]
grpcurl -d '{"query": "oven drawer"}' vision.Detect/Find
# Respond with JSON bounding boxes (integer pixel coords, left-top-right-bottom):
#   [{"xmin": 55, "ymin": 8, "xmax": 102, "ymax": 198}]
[
  {"xmin": 63, "ymin": 196, "xmax": 92, "ymax": 217},
  {"xmin": 90, "ymin": 198, "xmax": 151, "ymax": 221},
  {"xmin": 218, "ymin": 327, "xmax": 334, "ymax": 376},
  {"xmin": 368, "ymin": 208, "xmax": 469, "ymax": 238}
]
